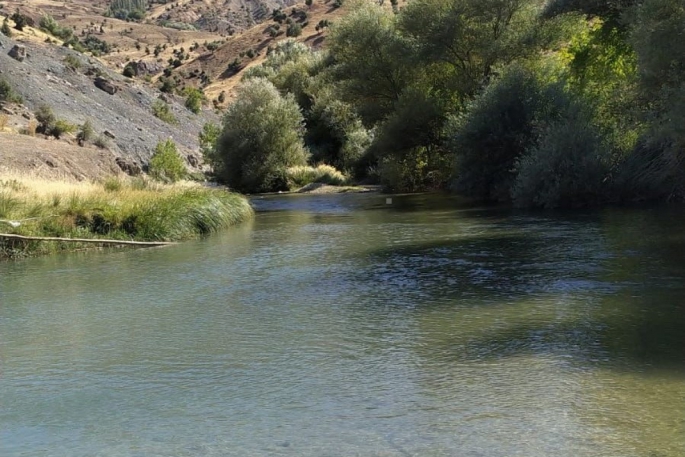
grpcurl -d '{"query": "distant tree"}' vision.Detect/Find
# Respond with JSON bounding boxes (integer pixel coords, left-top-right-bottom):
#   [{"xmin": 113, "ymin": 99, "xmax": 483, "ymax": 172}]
[{"xmin": 213, "ymin": 78, "xmax": 308, "ymax": 193}]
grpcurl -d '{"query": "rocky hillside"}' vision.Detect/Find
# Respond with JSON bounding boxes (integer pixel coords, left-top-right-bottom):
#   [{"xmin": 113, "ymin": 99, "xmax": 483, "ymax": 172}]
[{"xmin": 0, "ymin": 31, "xmax": 218, "ymax": 177}]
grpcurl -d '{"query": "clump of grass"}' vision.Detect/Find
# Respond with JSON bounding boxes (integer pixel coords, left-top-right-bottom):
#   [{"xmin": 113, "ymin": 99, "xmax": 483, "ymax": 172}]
[
  {"xmin": 20, "ymin": 120, "xmax": 37, "ymax": 136},
  {"xmin": 286, "ymin": 164, "xmax": 347, "ymax": 189},
  {"xmin": 0, "ymin": 173, "xmax": 254, "ymax": 259},
  {"xmin": 93, "ymin": 135, "xmax": 110, "ymax": 149},
  {"xmin": 0, "ymin": 114, "xmax": 8, "ymax": 131}
]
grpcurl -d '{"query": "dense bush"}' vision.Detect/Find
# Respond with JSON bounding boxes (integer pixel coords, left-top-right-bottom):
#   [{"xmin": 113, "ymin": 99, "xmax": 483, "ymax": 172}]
[
  {"xmin": 447, "ymin": 64, "xmax": 570, "ymax": 202},
  {"xmin": 512, "ymin": 111, "xmax": 609, "ymax": 208},
  {"xmin": 149, "ymin": 139, "xmax": 186, "ymax": 183},
  {"xmin": 213, "ymin": 78, "xmax": 308, "ymax": 193}
]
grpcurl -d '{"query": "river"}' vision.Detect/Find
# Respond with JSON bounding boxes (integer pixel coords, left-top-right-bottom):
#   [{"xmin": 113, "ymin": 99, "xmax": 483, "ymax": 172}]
[{"xmin": 1, "ymin": 193, "xmax": 684, "ymax": 456}]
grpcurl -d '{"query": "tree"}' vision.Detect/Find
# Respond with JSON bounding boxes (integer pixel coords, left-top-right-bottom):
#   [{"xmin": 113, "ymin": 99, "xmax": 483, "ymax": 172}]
[
  {"xmin": 149, "ymin": 139, "xmax": 186, "ymax": 182},
  {"xmin": 328, "ymin": 2, "xmax": 416, "ymax": 124},
  {"xmin": 213, "ymin": 78, "xmax": 308, "ymax": 193},
  {"xmin": 398, "ymin": 0, "xmax": 544, "ymax": 101}
]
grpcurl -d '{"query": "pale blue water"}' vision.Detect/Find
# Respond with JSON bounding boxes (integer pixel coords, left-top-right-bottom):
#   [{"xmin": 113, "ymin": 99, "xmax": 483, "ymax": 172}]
[{"xmin": 1, "ymin": 194, "xmax": 684, "ymax": 456}]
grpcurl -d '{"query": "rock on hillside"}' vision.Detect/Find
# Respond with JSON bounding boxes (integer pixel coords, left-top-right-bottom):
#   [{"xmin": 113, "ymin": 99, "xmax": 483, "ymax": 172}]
[{"xmin": 0, "ymin": 32, "xmax": 218, "ymax": 173}]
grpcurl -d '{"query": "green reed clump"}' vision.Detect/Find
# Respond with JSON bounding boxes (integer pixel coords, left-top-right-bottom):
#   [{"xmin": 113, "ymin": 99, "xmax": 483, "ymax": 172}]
[{"xmin": 0, "ymin": 175, "xmax": 253, "ymax": 259}]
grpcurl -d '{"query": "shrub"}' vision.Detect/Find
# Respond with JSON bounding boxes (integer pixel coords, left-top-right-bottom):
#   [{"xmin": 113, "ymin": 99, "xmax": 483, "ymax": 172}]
[
  {"xmin": 199, "ymin": 122, "xmax": 221, "ymax": 162},
  {"xmin": 39, "ymin": 14, "xmax": 72, "ymax": 40},
  {"xmin": 183, "ymin": 87, "xmax": 205, "ymax": 114},
  {"xmin": 123, "ymin": 62, "xmax": 137, "ymax": 78},
  {"xmin": 151, "ymin": 99, "xmax": 177, "ymax": 124},
  {"xmin": 35, "ymin": 105, "xmax": 56, "ymax": 134},
  {"xmin": 512, "ymin": 112, "xmax": 609, "ymax": 208},
  {"xmin": 93, "ymin": 135, "xmax": 110, "ymax": 149},
  {"xmin": 51, "ymin": 119, "xmax": 77, "ymax": 139},
  {"xmin": 10, "ymin": 11, "xmax": 34, "ymax": 31},
  {"xmin": 286, "ymin": 23, "xmax": 302, "ymax": 37},
  {"xmin": 149, "ymin": 139, "xmax": 186, "ymax": 182},
  {"xmin": 0, "ymin": 114, "xmax": 8, "ymax": 131},
  {"xmin": 20, "ymin": 120, "xmax": 37, "ymax": 136},
  {"xmin": 214, "ymin": 78, "xmax": 308, "ymax": 193},
  {"xmin": 63, "ymin": 54, "xmax": 82, "ymax": 70},
  {"xmin": 0, "ymin": 78, "xmax": 23, "ymax": 105},
  {"xmin": 1, "ymin": 17, "xmax": 12, "ymax": 37},
  {"xmin": 447, "ymin": 64, "xmax": 570, "ymax": 202},
  {"xmin": 77, "ymin": 120, "xmax": 95, "ymax": 144}
]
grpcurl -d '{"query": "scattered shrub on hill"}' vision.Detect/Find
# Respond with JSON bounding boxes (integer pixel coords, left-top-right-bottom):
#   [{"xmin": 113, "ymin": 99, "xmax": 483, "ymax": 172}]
[
  {"xmin": 122, "ymin": 61, "xmax": 137, "ymax": 78},
  {"xmin": 152, "ymin": 100, "xmax": 177, "ymax": 124},
  {"xmin": 93, "ymin": 135, "xmax": 110, "ymax": 149},
  {"xmin": 39, "ymin": 14, "xmax": 73, "ymax": 41},
  {"xmin": 0, "ymin": 78, "xmax": 23, "ymax": 105},
  {"xmin": 105, "ymin": 0, "xmax": 148, "ymax": 22},
  {"xmin": 10, "ymin": 11, "xmax": 34, "ymax": 32},
  {"xmin": 51, "ymin": 119, "xmax": 77, "ymax": 139},
  {"xmin": 34, "ymin": 105, "xmax": 76, "ymax": 139},
  {"xmin": 1, "ymin": 17, "xmax": 12, "ymax": 37},
  {"xmin": 183, "ymin": 87, "xmax": 205, "ymax": 114},
  {"xmin": 76, "ymin": 120, "xmax": 95, "ymax": 145},
  {"xmin": 63, "ymin": 54, "xmax": 82, "ymax": 70},
  {"xmin": 213, "ymin": 78, "xmax": 308, "ymax": 193},
  {"xmin": 20, "ymin": 120, "xmax": 37, "ymax": 136},
  {"xmin": 34, "ymin": 105, "xmax": 56, "ymax": 135},
  {"xmin": 199, "ymin": 122, "xmax": 221, "ymax": 163},
  {"xmin": 149, "ymin": 139, "xmax": 186, "ymax": 182},
  {"xmin": 286, "ymin": 23, "xmax": 302, "ymax": 37}
]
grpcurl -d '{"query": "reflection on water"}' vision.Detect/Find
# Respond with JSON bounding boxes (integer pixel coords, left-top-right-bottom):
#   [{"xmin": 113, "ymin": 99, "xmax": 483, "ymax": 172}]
[{"xmin": 1, "ymin": 194, "xmax": 684, "ymax": 456}]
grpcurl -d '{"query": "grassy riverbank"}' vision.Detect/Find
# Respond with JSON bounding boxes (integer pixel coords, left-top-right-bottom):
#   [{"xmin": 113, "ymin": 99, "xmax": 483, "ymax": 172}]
[{"xmin": 0, "ymin": 174, "xmax": 253, "ymax": 259}]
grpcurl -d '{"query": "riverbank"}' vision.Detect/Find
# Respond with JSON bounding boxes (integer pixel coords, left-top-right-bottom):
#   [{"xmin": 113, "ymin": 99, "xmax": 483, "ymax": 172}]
[{"xmin": 0, "ymin": 173, "xmax": 253, "ymax": 259}]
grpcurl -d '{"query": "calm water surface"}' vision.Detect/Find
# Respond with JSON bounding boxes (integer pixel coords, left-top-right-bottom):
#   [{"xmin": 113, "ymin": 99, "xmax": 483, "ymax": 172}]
[{"xmin": 1, "ymin": 193, "xmax": 684, "ymax": 456}]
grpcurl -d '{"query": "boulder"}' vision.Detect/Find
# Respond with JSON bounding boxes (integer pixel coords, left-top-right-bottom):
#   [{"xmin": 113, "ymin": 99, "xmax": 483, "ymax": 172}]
[
  {"xmin": 133, "ymin": 60, "xmax": 162, "ymax": 76},
  {"xmin": 8, "ymin": 45, "xmax": 26, "ymax": 62},
  {"xmin": 115, "ymin": 157, "xmax": 142, "ymax": 176},
  {"xmin": 94, "ymin": 77, "xmax": 118, "ymax": 95}
]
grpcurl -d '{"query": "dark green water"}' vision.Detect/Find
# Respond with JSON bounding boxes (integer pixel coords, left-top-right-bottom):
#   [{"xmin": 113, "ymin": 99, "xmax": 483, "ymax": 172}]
[{"xmin": 1, "ymin": 193, "xmax": 684, "ymax": 456}]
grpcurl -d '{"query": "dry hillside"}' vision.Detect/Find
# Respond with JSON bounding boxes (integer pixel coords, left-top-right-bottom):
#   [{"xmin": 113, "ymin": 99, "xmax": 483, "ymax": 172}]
[{"xmin": 0, "ymin": 0, "xmax": 404, "ymax": 180}]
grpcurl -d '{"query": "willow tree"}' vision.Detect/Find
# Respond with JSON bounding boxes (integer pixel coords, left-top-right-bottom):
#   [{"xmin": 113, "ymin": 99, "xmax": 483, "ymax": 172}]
[{"xmin": 213, "ymin": 79, "xmax": 308, "ymax": 193}]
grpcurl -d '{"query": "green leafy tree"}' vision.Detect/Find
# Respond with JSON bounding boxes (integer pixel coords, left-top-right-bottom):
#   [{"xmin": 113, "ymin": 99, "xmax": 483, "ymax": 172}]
[
  {"xmin": 328, "ymin": 2, "xmax": 416, "ymax": 124},
  {"xmin": 149, "ymin": 139, "xmax": 186, "ymax": 182},
  {"xmin": 213, "ymin": 78, "xmax": 308, "ymax": 193}
]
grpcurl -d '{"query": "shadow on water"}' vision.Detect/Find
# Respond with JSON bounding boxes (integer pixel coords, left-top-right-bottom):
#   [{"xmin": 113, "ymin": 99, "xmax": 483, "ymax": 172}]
[{"xmin": 345, "ymin": 202, "xmax": 685, "ymax": 377}]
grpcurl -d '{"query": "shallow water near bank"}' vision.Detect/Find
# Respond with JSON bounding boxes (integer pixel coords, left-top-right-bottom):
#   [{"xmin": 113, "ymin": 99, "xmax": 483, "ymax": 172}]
[{"xmin": 1, "ymin": 193, "xmax": 684, "ymax": 456}]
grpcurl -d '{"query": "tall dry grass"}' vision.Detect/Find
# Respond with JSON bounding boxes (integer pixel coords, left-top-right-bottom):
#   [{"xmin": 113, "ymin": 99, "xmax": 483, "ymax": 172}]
[{"xmin": 286, "ymin": 164, "xmax": 348, "ymax": 189}]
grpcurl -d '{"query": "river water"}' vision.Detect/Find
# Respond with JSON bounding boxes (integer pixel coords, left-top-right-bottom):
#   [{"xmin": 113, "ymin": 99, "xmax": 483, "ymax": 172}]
[{"xmin": 1, "ymin": 193, "xmax": 684, "ymax": 456}]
